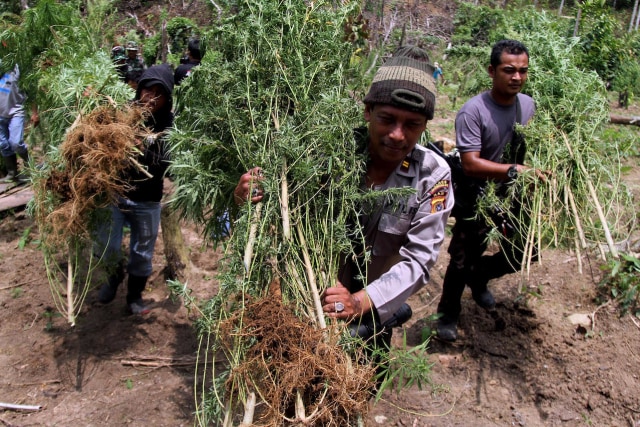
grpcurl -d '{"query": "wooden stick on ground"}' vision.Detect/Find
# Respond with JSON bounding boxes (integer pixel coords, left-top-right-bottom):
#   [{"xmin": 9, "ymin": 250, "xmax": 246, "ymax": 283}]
[
  {"xmin": 0, "ymin": 402, "xmax": 42, "ymax": 412},
  {"xmin": 121, "ymin": 354, "xmax": 225, "ymax": 367}
]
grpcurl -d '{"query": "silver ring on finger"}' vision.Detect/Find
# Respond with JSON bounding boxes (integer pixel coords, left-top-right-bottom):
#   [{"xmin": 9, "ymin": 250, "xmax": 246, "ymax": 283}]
[{"xmin": 335, "ymin": 301, "xmax": 345, "ymax": 313}]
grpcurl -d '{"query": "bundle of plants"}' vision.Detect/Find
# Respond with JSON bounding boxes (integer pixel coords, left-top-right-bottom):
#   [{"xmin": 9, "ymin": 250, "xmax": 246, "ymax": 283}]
[
  {"xmin": 34, "ymin": 104, "xmax": 147, "ymax": 243},
  {"xmin": 167, "ymin": 0, "xmax": 399, "ymax": 425},
  {"xmin": 31, "ymin": 102, "xmax": 150, "ymax": 325}
]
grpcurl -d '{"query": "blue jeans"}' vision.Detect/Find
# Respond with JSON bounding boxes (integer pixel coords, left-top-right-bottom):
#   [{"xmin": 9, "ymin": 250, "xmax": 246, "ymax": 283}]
[
  {"xmin": 95, "ymin": 198, "xmax": 161, "ymax": 277},
  {"xmin": 0, "ymin": 114, "xmax": 27, "ymax": 157}
]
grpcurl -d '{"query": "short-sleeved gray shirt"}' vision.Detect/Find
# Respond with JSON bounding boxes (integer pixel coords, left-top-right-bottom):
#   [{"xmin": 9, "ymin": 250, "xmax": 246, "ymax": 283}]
[{"xmin": 455, "ymin": 91, "xmax": 535, "ymax": 162}]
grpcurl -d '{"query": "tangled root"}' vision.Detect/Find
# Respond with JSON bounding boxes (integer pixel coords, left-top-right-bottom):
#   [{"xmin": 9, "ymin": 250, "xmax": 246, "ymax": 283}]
[
  {"xmin": 219, "ymin": 297, "xmax": 375, "ymax": 426},
  {"xmin": 33, "ymin": 104, "xmax": 148, "ymax": 246}
]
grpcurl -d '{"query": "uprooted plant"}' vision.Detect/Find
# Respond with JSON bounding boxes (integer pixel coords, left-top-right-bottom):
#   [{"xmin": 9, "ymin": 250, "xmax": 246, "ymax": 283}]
[
  {"xmin": 31, "ymin": 101, "xmax": 153, "ymax": 325},
  {"xmin": 167, "ymin": 0, "xmax": 438, "ymax": 425}
]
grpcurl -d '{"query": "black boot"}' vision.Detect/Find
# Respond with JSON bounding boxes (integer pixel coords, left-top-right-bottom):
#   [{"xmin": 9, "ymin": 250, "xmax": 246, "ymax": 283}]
[
  {"xmin": 97, "ymin": 263, "xmax": 125, "ymax": 304},
  {"xmin": 0, "ymin": 154, "xmax": 18, "ymax": 183},
  {"xmin": 126, "ymin": 274, "xmax": 150, "ymax": 314},
  {"xmin": 15, "ymin": 151, "xmax": 30, "ymax": 183},
  {"xmin": 436, "ymin": 263, "xmax": 468, "ymax": 342}
]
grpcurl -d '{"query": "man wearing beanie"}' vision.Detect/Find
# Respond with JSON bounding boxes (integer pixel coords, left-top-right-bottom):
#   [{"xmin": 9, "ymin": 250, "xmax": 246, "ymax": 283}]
[{"xmin": 235, "ymin": 46, "xmax": 453, "ymax": 355}]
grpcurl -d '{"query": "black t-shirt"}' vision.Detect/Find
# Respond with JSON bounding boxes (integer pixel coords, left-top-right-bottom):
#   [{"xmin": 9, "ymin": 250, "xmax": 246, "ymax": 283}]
[{"xmin": 174, "ymin": 61, "xmax": 200, "ymax": 85}]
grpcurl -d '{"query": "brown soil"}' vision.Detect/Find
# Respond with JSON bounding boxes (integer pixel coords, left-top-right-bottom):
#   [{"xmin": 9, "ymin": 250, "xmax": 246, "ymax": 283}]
[{"xmin": 1, "ymin": 95, "xmax": 639, "ymax": 427}]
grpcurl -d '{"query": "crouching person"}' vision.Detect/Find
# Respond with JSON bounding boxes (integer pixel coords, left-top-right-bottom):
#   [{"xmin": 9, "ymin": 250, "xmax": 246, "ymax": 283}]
[{"xmin": 235, "ymin": 46, "xmax": 453, "ymax": 365}]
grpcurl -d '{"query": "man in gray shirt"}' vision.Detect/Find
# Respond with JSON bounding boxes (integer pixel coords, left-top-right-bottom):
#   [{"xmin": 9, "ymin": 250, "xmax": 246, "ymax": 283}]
[{"xmin": 436, "ymin": 39, "xmax": 537, "ymax": 342}]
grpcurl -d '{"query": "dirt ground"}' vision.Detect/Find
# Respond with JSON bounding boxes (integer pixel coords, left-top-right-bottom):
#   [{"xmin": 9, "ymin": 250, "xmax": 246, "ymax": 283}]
[{"xmin": 0, "ymin": 95, "xmax": 639, "ymax": 427}]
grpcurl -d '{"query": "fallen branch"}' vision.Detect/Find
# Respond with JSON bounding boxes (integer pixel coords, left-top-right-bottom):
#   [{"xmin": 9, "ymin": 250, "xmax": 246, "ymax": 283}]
[
  {"xmin": 0, "ymin": 280, "xmax": 37, "ymax": 291},
  {"xmin": 121, "ymin": 354, "xmax": 225, "ymax": 367},
  {"xmin": 609, "ymin": 114, "xmax": 640, "ymax": 126},
  {"xmin": 0, "ymin": 379, "xmax": 60, "ymax": 387},
  {"xmin": 630, "ymin": 314, "xmax": 640, "ymax": 331},
  {"xmin": 0, "ymin": 402, "xmax": 42, "ymax": 412},
  {"xmin": 589, "ymin": 299, "xmax": 612, "ymax": 332}
]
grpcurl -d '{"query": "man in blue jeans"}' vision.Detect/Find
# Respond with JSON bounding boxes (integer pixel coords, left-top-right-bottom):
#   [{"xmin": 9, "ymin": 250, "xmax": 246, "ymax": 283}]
[
  {"xmin": 0, "ymin": 64, "xmax": 37, "ymax": 183},
  {"xmin": 95, "ymin": 64, "xmax": 174, "ymax": 315}
]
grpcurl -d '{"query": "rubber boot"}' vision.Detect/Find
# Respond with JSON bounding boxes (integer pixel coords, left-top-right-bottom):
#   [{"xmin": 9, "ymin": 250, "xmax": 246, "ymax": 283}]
[
  {"xmin": 15, "ymin": 151, "xmax": 30, "ymax": 183},
  {"xmin": 0, "ymin": 154, "xmax": 18, "ymax": 183},
  {"xmin": 97, "ymin": 262, "xmax": 125, "ymax": 304},
  {"xmin": 435, "ymin": 263, "xmax": 468, "ymax": 342},
  {"xmin": 126, "ymin": 274, "xmax": 150, "ymax": 314}
]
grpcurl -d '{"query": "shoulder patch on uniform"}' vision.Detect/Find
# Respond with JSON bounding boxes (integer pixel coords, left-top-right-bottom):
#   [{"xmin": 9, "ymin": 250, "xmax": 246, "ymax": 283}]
[{"xmin": 429, "ymin": 179, "xmax": 450, "ymax": 213}]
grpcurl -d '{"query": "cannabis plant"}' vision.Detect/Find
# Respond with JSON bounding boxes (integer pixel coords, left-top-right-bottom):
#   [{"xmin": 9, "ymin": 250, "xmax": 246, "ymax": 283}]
[{"xmin": 168, "ymin": 1, "xmax": 389, "ymax": 425}]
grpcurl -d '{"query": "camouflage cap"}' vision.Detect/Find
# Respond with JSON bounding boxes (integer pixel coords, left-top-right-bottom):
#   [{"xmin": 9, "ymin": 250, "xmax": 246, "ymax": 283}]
[
  {"xmin": 126, "ymin": 41, "xmax": 138, "ymax": 51},
  {"xmin": 111, "ymin": 46, "xmax": 126, "ymax": 61}
]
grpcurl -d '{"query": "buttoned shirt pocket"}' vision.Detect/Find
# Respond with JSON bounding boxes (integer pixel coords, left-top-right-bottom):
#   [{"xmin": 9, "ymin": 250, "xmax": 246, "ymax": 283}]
[{"xmin": 372, "ymin": 206, "xmax": 415, "ymax": 257}]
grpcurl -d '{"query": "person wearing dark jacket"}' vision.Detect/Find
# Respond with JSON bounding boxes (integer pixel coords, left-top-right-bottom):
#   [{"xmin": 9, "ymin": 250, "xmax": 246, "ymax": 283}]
[
  {"xmin": 174, "ymin": 38, "xmax": 202, "ymax": 85},
  {"xmin": 96, "ymin": 64, "xmax": 174, "ymax": 314}
]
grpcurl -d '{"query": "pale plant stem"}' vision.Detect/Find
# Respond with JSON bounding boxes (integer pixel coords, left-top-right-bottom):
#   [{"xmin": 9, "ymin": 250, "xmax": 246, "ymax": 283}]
[
  {"xmin": 574, "ymin": 235, "xmax": 583, "ymax": 274},
  {"xmin": 295, "ymin": 390, "xmax": 306, "ymax": 422},
  {"xmin": 130, "ymin": 157, "xmax": 154, "ymax": 178},
  {"xmin": 562, "ymin": 133, "xmax": 618, "ymax": 259},
  {"xmin": 222, "ymin": 399, "xmax": 233, "ymax": 427},
  {"xmin": 66, "ymin": 253, "xmax": 75, "ymax": 326},
  {"xmin": 584, "ymin": 174, "xmax": 618, "ymax": 258},
  {"xmin": 296, "ymin": 223, "xmax": 326, "ymax": 330},
  {"xmin": 551, "ymin": 176, "xmax": 559, "ymax": 246},
  {"xmin": 286, "ymin": 259, "xmax": 315, "ymax": 320},
  {"xmin": 281, "ymin": 162, "xmax": 291, "ymax": 241},
  {"xmin": 243, "ymin": 202, "xmax": 263, "ymax": 274},
  {"xmin": 522, "ymin": 208, "xmax": 536, "ymax": 285},
  {"xmin": 537, "ymin": 189, "xmax": 542, "ymax": 266},
  {"xmin": 566, "ymin": 184, "xmax": 587, "ymax": 249},
  {"xmin": 238, "ymin": 392, "xmax": 256, "ymax": 427}
]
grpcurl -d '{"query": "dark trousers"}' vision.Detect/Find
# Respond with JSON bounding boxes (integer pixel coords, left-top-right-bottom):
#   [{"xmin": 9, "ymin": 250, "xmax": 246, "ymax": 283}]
[{"xmin": 437, "ymin": 217, "xmax": 526, "ymax": 321}]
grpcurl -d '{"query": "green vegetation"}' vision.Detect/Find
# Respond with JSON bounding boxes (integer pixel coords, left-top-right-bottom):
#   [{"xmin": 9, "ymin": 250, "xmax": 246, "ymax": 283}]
[
  {"xmin": 599, "ymin": 253, "xmax": 640, "ymax": 317},
  {"xmin": 444, "ymin": 4, "xmax": 635, "ymax": 286}
]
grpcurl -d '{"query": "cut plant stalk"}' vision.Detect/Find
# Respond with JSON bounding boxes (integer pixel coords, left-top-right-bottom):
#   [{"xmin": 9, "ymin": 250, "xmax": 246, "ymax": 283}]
[
  {"xmin": 243, "ymin": 201, "xmax": 262, "ymax": 274},
  {"xmin": 562, "ymin": 132, "xmax": 619, "ymax": 259}
]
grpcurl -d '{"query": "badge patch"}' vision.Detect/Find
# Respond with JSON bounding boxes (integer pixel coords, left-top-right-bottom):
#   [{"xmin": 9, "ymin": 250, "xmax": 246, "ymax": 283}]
[{"xmin": 429, "ymin": 179, "xmax": 450, "ymax": 213}]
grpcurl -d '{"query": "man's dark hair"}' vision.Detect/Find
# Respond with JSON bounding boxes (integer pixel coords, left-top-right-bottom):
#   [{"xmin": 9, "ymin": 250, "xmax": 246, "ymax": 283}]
[
  {"xmin": 126, "ymin": 69, "xmax": 143, "ymax": 84},
  {"xmin": 188, "ymin": 38, "xmax": 203, "ymax": 61},
  {"xmin": 490, "ymin": 39, "xmax": 529, "ymax": 67}
]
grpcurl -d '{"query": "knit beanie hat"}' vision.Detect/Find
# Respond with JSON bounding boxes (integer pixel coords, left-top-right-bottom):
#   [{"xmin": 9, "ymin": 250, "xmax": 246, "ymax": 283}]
[{"xmin": 363, "ymin": 45, "xmax": 436, "ymax": 120}]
